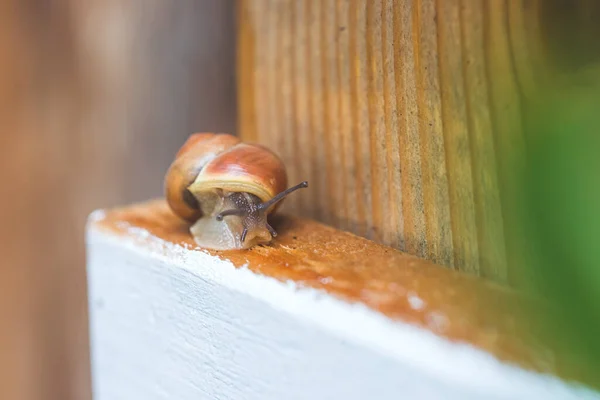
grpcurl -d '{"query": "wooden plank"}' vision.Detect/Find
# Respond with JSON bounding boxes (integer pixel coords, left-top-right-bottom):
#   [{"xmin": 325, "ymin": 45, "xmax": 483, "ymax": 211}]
[
  {"xmin": 412, "ymin": 0, "xmax": 454, "ymax": 267},
  {"xmin": 350, "ymin": 0, "xmax": 374, "ymax": 239},
  {"xmin": 483, "ymin": 0, "xmax": 529, "ymax": 286},
  {"xmin": 236, "ymin": 0, "xmax": 257, "ymax": 142},
  {"xmin": 238, "ymin": 0, "xmax": 550, "ymax": 281},
  {"xmin": 86, "ymin": 200, "xmax": 600, "ymax": 399},
  {"xmin": 395, "ymin": 0, "xmax": 426, "ymax": 256},
  {"xmin": 436, "ymin": 0, "xmax": 479, "ymax": 275},
  {"xmin": 1, "ymin": 1, "xmax": 237, "ymax": 400},
  {"xmin": 336, "ymin": 0, "xmax": 356, "ymax": 234},
  {"xmin": 322, "ymin": 0, "xmax": 343, "ymax": 227},
  {"xmin": 459, "ymin": 0, "xmax": 507, "ymax": 280}
]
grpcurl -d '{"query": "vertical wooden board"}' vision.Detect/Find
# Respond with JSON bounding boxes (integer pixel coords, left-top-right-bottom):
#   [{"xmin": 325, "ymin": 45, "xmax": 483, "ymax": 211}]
[
  {"xmin": 459, "ymin": 0, "xmax": 508, "ymax": 282},
  {"xmin": 298, "ymin": 0, "xmax": 327, "ymax": 219},
  {"xmin": 236, "ymin": 0, "xmax": 561, "ymax": 281},
  {"xmin": 248, "ymin": 0, "xmax": 272, "ymax": 149},
  {"xmin": 435, "ymin": 0, "xmax": 480, "ymax": 274},
  {"xmin": 366, "ymin": 0, "xmax": 387, "ymax": 244},
  {"xmin": 266, "ymin": 0, "xmax": 286, "ymax": 162},
  {"xmin": 507, "ymin": 0, "xmax": 547, "ymax": 100},
  {"xmin": 0, "ymin": 3, "xmax": 95, "ymax": 399},
  {"xmin": 293, "ymin": 0, "xmax": 312, "ymax": 215},
  {"xmin": 237, "ymin": 0, "xmax": 257, "ymax": 142},
  {"xmin": 306, "ymin": 1, "xmax": 331, "ymax": 222},
  {"xmin": 484, "ymin": 0, "xmax": 528, "ymax": 286},
  {"xmin": 413, "ymin": 0, "xmax": 454, "ymax": 268},
  {"xmin": 321, "ymin": 0, "xmax": 343, "ymax": 227},
  {"xmin": 336, "ymin": 0, "xmax": 355, "ymax": 233},
  {"xmin": 252, "ymin": 0, "xmax": 269, "ymax": 145},
  {"xmin": 395, "ymin": 0, "xmax": 427, "ymax": 258},
  {"xmin": 1, "ymin": 1, "xmax": 237, "ymax": 399},
  {"xmin": 279, "ymin": 1, "xmax": 302, "ymax": 213},
  {"xmin": 381, "ymin": 0, "xmax": 403, "ymax": 249},
  {"xmin": 0, "ymin": 8, "xmax": 45, "ymax": 400},
  {"xmin": 350, "ymin": 0, "xmax": 373, "ymax": 238}
]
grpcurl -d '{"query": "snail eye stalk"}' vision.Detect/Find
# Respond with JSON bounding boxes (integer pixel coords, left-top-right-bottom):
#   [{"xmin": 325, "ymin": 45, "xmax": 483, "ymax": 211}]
[
  {"xmin": 257, "ymin": 181, "xmax": 309, "ymax": 211},
  {"xmin": 215, "ymin": 208, "xmax": 246, "ymax": 221}
]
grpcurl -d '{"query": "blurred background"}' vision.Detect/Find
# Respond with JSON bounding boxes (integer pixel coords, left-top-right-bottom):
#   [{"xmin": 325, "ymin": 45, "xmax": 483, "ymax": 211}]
[
  {"xmin": 0, "ymin": 1, "xmax": 235, "ymax": 399},
  {"xmin": 2, "ymin": 0, "xmax": 600, "ymax": 399}
]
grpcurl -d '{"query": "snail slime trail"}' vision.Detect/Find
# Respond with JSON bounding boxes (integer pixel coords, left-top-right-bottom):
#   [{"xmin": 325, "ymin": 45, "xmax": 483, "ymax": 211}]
[{"xmin": 164, "ymin": 133, "xmax": 308, "ymax": 250}]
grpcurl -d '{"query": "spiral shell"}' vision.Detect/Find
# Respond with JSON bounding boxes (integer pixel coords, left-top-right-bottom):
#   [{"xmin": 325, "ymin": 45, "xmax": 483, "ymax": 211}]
[
  {"xmin": 165, "ymin": 133, "xmax": 288, "ymax": 220},
  {"xmin": 164, "ymin": 132, "xmax": 294, "ymax": 250}
]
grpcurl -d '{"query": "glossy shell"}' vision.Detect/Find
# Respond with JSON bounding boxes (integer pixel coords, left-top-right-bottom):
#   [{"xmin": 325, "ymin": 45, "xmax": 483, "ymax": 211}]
[
  {"xmin": 188, "ymin": 142, "xmax": 288, "ymax": 212},
  {"xmin": 164, "ymin": 133, "xmax": 288, "ymax": 222}
]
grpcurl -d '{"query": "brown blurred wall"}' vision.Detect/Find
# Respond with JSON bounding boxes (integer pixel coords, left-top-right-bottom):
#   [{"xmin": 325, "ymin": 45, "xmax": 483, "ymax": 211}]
[{"xmin": 0, "ymin": 1, "xmax": 236, "ymax": 399}]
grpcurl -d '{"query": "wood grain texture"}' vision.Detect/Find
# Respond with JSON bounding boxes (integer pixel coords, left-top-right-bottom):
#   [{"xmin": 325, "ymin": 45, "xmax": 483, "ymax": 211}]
[
  {"xmin": 237, "ymin": 0, "xmax": 554, "ymax": 282},
  {"xmin": 0, "ymin": 1, "xmax": 236, "ymax": 400},
  {"xmin": 91, "ymin": 199, "xmax": 600, "ymax": 392}
]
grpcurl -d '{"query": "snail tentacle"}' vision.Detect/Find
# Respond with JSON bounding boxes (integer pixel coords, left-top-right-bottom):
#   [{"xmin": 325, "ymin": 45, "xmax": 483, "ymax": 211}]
[{"xmin": 266, "ymin": 223, "xmax": 277, "ymax": 238}]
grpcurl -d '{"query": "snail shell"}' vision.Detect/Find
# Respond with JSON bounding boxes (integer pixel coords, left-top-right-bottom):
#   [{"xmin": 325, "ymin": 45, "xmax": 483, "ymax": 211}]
[{"xmin": 164, "ymin": 133, "xmax": 307, "ymax": 250}]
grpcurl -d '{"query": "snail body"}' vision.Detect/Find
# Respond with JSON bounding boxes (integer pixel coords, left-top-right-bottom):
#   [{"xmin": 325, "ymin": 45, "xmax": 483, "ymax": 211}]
[{"xmin": 164, "ymin": 133, "xmax": 307, "ymax": 250}]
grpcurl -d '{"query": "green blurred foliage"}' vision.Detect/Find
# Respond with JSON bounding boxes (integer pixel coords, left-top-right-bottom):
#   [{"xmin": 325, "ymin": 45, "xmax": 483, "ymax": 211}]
[{"xmin": 517, "ymin": 71, "xmax": 600, "ymax": 386}]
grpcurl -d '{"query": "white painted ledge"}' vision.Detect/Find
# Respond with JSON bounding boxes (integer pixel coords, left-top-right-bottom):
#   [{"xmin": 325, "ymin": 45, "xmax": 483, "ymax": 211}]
[{"xmin": 85, "ymin": 203, "xmax": 600, "ymax": 400}]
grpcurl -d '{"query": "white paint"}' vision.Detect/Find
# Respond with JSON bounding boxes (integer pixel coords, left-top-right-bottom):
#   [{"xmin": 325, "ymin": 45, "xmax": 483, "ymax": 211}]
[
  {"xmin": 86, "ymin": 219, "xmax": 600, "ymax": 400},
  {"xmin": 407, "ymin": 291, "xmax": 426, "ymax": 311},
  {"xmin": 88, "ymin": 209, "xmax": 107, "ymax": 222}
]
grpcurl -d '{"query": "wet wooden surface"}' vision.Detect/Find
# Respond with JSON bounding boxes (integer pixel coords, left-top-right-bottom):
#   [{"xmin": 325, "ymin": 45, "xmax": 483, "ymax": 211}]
[
  {"xmin": 93, "ymin": 199, "xmax": 597, "ymax": 390},
  {"xmin": 236, "ymin": 0, "xmax": 567, "ymax": 284}
]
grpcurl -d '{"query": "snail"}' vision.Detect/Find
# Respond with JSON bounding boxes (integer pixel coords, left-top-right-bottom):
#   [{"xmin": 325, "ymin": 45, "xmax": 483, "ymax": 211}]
[{"xmin": 164, "ymin": 132, "xmax": 308, "ymax": 250}]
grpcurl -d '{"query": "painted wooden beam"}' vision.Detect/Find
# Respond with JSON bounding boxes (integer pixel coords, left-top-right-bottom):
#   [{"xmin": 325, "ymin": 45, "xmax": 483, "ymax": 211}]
[{"xmin": 86, "ymin": 200, "xmax": 599, "ymax": 400}]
